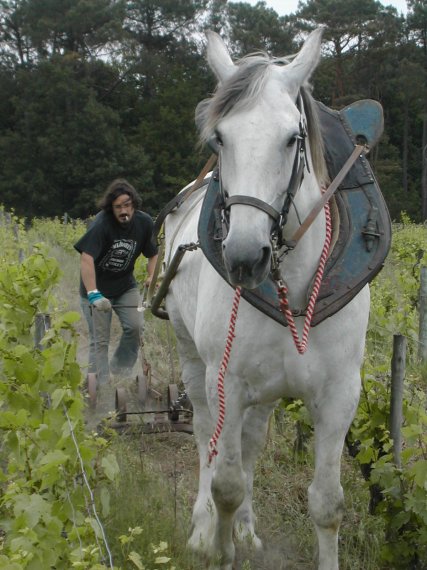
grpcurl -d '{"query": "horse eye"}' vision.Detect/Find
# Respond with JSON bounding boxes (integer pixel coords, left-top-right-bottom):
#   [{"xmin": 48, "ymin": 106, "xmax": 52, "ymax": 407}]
[
  {"xmin": 215, "ymin": 131, "xmax": 224, "ymax": 146},
  {"xmin": 287, "ymin": 135, "xmax": 298, "ymax": 147}
]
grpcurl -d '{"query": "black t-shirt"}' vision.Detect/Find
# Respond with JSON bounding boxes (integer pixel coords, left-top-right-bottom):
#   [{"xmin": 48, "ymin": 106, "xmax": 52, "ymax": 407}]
[{"xmin": 74, "ymin": 210, "xmax": 158, "ymax": 298}]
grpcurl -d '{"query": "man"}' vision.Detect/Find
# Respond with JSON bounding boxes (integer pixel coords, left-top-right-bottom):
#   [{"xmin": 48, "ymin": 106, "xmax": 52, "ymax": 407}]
[{"xmin": 74, "ymin": 178, "xmax": 158, "ymax": 386}]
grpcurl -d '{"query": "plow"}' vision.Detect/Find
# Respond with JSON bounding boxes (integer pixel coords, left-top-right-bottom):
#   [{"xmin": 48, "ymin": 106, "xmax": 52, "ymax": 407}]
[{"xmin": 85, "ymin": 338, "xmax": 193, "ymax": 435}]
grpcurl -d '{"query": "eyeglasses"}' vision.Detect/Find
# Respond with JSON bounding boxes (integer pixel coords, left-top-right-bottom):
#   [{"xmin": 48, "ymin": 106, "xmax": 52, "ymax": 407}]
[{"xmin": 113, "ymin": 199, "xmax": 133, "ymax": 211}]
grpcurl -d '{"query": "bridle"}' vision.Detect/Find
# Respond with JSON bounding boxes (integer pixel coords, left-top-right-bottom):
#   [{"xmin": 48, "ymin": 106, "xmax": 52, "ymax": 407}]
[
  {"xmin": 218, "ymin": 93, "xmax": 308, "ymax": 249},
  {"xmin": 215, "ymin": 93, "xmax": 367, "ymax": 257}
]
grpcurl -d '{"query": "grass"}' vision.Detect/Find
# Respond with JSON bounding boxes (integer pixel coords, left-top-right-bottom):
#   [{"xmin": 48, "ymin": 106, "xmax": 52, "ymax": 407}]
[
  {"xmin": 104, "ymin": 432, "xmax": 198, "ymax": 569},
  {"xmin": 99, "ymin": 416, "xmax": 385, "ymax": 569}
]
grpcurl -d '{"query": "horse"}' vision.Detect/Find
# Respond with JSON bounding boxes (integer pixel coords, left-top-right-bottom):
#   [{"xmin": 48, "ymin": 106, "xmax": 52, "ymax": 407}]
[{"xmin": 162, "ymin": 27, "xmax": 370, "ymax": 570}]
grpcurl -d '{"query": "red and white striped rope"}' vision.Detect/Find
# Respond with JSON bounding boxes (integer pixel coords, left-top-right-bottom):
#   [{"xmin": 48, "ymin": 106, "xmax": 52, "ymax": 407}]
[
  {"xmin": 208, "ymin": 286, "xmax": 242, "ymax": 465},
  {"xmin": 207, "ymin": 193, "xmax": 331, "ymax": 463},
  {"xmin": 278, "ymin": 196, "xmax": 332, "ymax": 354}
]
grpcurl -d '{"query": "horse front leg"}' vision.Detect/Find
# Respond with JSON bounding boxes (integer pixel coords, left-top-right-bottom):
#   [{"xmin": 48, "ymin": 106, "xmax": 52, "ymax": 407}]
[
  {"xmin": 234, "ymin": 402, "xmax": 276, "ymax": 548},
  {"xmin": 207, "ymin": 373, "xmax": 248, "ymax": 570},
  {"xmin": 165, "ymin": 301, "xmax": 216, "ymax": 557},
  {"xmin": 173, "ymin": 339, "xmax": 215, "ymax": 556},
  {"xmin": 307, "ymin": 382, "xmax": 360, "ymax": 570}
]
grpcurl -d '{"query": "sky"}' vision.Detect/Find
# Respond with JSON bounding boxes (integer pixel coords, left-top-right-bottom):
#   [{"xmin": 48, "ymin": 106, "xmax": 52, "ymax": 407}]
[{"xmin": 243, "ymin": 0, "xmax": 409, "ymax": 16}]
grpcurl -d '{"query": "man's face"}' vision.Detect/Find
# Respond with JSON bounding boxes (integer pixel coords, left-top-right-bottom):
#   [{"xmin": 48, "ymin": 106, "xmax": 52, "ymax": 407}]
[{"xmin": 112, "ymin": 193, "xmax": 135, "ymax": 225}]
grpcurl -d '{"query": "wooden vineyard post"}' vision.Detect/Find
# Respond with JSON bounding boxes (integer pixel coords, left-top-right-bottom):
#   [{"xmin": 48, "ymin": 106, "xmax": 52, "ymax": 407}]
[
  {"xmin": 13, "ymin": 223, "xmax": 24, "ymax": 262},
  {"xmin": 390, "ymin": 334, "xmax": 406, "ymax": 469},
  {"xmin": 35, "ymin": 313, "xmax": 51, "ymax": 350}
]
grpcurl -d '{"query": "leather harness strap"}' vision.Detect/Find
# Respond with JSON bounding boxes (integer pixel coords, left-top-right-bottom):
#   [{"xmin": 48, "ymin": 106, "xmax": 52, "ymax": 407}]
[{"xmin": 285, "ymin": 144, "xmax": 367, "ymax": 248}]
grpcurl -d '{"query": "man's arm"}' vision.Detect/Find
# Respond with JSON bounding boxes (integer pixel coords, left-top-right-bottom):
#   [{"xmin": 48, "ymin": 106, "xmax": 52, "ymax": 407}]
[
  {"xmin": 80, "ymin": 252, "xmax": 97, "ymax": 292},
  {"xmin": 80, "ymin": 252, "xmax": 111, "ymax": 311},
  {"xmin": 145, "ymin": 254, "xmax": 159, "ymax": 287}
]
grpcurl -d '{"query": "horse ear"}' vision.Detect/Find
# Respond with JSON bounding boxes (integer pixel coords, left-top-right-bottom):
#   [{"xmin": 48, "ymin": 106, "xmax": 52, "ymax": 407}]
[
  {"xmin": 206, "ymin": 30, "xmax": 236, "ymax": 83},
  {"xmin": 283, "ymin": 27, "xmax": 325, "ymax": 89}
]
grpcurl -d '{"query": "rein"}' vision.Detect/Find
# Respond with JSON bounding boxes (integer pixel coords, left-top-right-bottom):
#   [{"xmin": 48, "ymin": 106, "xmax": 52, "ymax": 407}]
[
  {"xmin": 275, "ymin": 188, "xmax": 332, "ymax": 354},
  {"xmin": 208, "ymin": 286, "xmax": 242, "ymax": 464},
  {"xmin": 207, "ymin": 191, "xmax": 331, "ymax": 465}
]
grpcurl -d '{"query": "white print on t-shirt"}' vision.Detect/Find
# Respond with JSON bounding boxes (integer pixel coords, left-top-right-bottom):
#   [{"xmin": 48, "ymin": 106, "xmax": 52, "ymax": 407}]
[{"xmin": 98, "ymin": 239, "xmax": 137, "ymax": 272}]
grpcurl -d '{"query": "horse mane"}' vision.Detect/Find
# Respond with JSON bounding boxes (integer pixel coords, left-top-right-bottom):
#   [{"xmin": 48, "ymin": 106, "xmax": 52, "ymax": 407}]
[{"xmin": 197, "ymin": 51, "xmax": 329, "ymax": 186}]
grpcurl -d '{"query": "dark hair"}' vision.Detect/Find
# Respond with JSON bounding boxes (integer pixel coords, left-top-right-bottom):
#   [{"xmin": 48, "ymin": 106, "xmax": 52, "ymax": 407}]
[{"xmin": 98, "ymin": 178, "xmax": 142, "ymax": 213}]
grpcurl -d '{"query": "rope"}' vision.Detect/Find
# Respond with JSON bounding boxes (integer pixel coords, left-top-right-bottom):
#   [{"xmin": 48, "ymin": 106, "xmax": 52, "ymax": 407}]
[
  {"xmin": 208, "ymin": 286, "xmax": 242, "ymax": 465},
  {"xmin": 206, "ymin": 191, "xmax": 331, "ymax": 462},
  {"xmin": 278, "ymin": 195, "xmax": 332, "ymax": 354}
]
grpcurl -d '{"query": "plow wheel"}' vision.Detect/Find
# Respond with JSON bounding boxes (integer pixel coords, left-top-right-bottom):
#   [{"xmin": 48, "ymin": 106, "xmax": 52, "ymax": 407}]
[
  {"xmin": 167, "ymin": 384, "xmax": 180, "ymax": 422},
  {"xmin": 87, "ymin": 373, "xmax": 97, "ymax": 409},
  {"xmin": 115, "ymin": 387, "xmax": 128, "ymax": 423}
]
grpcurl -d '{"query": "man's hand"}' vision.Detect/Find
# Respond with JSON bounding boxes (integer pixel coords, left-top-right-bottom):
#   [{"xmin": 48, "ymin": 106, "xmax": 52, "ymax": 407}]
[{"xmin": 87, "ymin": 290, "xmax": 112, "ymax": 312}]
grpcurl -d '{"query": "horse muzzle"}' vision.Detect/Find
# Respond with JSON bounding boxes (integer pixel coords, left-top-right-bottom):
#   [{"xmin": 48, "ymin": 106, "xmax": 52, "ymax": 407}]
[{"xmin": 222, "ymin": 240, "xmax": 271, "ymax": 289}]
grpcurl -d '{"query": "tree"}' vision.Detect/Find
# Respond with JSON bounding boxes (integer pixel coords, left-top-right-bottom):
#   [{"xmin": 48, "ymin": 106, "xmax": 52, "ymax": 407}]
[
  {"xmin": 116, "ymin": 1, "xmax": 213, "ymax": 211},
  {"xmin": 0, "ymin": 0, "xmax": 123, "ymax": 63},
  {"xmin": 407, "ymin": 0, "xmax": 427, "ymax": 220},
  {"xmin": 0, "ymin": 56, "xmax": 151, "ymax": 218},
  {"xmin": 295, "ymin": 0, "xmax": 401, "ymax": 103},
  {"xmin": 0, "ymin": 0, "xmax": 33, "ymax": 66},
  {"xmin": 226, "ymin": 1, "xmax": 294, "ymax": 57},
  {"xmin": 0, "ymin": 0, "xmax": 424, "ymax": 221}
]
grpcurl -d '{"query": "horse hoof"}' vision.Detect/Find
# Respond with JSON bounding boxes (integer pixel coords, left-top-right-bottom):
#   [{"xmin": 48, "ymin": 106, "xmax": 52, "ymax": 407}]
[
  {"xmin": 233, "ymin": 520, "xmax": 263, "ymax": 550},
  {"xmin": 234, "ymin": 531, "xmax": 262, "ymax": 551}
]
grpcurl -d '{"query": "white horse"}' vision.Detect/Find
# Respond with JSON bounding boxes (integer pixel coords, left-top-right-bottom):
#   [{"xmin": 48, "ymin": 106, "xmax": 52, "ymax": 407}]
[{"xmin": 163, "ymin": 28, "xmax": 369, "ymax": 570}]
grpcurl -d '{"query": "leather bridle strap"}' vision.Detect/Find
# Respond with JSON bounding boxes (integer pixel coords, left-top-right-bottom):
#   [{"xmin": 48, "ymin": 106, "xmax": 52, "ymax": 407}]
[
  {"xmin": 221, "ymin": 132, "xmax": 306, "ymax": 229},
  {"xmin": 285, "ymin": 144, "xmax": 367, "ymax": 248},
  {"xmin": 280, "ymin": 147, "xmax": 305, "ymax": 224},
  {"xmin": 224, "ymin": 195, "xmax": 280, "ymax": 222}
]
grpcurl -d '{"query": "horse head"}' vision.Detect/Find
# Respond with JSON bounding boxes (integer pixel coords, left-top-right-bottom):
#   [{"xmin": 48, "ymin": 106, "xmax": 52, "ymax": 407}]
[{"xmin": 196, "ymin": 28, "xmax": 327, "ymax": 290}]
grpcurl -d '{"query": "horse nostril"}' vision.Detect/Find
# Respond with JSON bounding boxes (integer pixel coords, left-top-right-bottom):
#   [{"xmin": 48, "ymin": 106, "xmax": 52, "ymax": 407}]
[{"xmin": 261, "ymin": 246, "xmax": 271, "ymax": 266}]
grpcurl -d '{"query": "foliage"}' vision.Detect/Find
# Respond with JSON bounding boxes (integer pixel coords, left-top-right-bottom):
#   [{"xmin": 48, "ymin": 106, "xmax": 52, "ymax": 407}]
[
  {"xmin": 368, "ymin": 213, "xmax": 427, "ymax": 360},
  {"xmin": 352, "ymin": 368, "xmax": 427, "ymax": 567},
  {"xmin": 10, "ymin": 206, "xmax": 427, "ymax": 568},
  {"xmin": 119, "ymin": 528, "xmax": 175, "ymax": 570},
  {"xmin": 352, "ymin": 218, "xmax": 427, "ymax": 568},
  {"xmin": 30, "ymin": 216, "xmax": 87, "ymax": 253},
  {"xmin": 0, "ymin": 206, "xmax": 30, "ymax": 263},
  {"xmin": 20, "ymin": 190, "xmax": 427, "ymax": 566},
  {"xmin": 0, "ymin": 243, "xmax": 120, "ymax": 569},
  {"xmin": 0, "ymin": 212, "xmax": 184, "ymax": 569}
]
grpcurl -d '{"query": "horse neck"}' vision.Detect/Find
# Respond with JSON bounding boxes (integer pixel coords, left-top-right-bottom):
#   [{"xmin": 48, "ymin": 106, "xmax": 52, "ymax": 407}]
[{"xmin": 279, "ymin": 173, "xmax": 327, "ymax": 309}]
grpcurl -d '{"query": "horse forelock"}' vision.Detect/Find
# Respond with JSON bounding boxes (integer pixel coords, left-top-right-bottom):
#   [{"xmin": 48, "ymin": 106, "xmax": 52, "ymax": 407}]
[
  {"xmin": 199, "ymin": 52, "xmax": 328, "ymax": 186},
  {"xmin": 200, "ymin": 54, "xmax": 271, "ymax": 143}
]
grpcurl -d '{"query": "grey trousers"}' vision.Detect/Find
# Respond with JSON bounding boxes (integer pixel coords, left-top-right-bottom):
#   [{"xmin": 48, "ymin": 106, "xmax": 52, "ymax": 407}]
[{"xmin": 81, "ymin": 287, "xmax": 143, "ymax": 384}]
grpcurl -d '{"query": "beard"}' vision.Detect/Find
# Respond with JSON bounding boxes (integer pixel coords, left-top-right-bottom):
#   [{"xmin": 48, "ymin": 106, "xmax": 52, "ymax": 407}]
[{"xmin": 118, "ymin": 213, "xmax": 131, "ymax": 226}]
